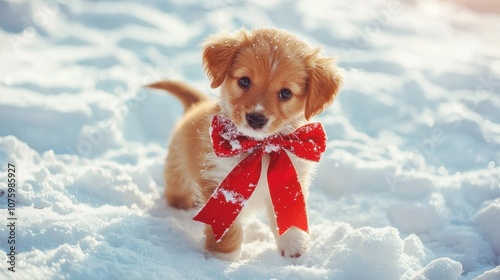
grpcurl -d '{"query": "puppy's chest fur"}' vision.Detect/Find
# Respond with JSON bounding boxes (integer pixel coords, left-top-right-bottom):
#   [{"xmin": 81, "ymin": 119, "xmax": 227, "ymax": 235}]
[{"xmin": 201, "ymin": 147, "xmax": 316, "ymax": 216}]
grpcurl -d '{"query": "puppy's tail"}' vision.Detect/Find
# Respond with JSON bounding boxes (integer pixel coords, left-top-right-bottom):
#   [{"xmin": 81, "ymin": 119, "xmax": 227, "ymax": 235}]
[{"xmin": 146, "ymin": 80, "xmax": 210, "ymax": 111}]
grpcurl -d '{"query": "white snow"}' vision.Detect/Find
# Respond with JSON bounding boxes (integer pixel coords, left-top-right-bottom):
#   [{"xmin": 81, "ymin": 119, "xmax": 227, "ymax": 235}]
[
  {"xmin": 1, "ymin": 0, "xmax": 500, "ymax": 279},
  {"xmin": 229, "ymin": 139, "xmax": 242, "ymax": 151},
  {"xmin": 264, "ymin": 143, "xmax": 281, "ymax": 154},
  {"xmin": 218, "ymin": 189, "xmax": 246, "ymax": 206}
]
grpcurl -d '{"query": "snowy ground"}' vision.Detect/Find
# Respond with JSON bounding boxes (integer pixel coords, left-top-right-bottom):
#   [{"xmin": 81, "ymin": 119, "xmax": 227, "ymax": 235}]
[{"xmin": 1, "ymin": 0, "xmax": 500, "ymax": 279}]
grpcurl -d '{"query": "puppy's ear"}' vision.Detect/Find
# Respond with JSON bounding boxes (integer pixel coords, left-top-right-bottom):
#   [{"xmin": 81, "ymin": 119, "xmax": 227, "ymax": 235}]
[
  {"xmin": 202, "ymin": 29, "xmax": 247, "ymax": 88},
  {"xmin": 304, "ymin": 50, "xmax": 343, "ymax": 120}
]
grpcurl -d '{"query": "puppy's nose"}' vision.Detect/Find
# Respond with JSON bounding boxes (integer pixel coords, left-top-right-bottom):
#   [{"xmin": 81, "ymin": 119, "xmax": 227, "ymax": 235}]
[{"xmin": 246, "ymin": 113, "xmax": 268, "ymax": 129}]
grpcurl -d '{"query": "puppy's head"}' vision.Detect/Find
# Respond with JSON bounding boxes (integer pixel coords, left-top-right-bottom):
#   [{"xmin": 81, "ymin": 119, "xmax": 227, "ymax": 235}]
[{"xmin": 203, "ymin": 28, "xmax": 342, "ymax": 139}]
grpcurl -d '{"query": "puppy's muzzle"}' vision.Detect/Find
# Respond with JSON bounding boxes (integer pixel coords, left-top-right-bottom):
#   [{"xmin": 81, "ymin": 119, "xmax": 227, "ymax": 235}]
[{"xmin": 246, "ymin": 112, "xmax": 268, "ymax": 129}]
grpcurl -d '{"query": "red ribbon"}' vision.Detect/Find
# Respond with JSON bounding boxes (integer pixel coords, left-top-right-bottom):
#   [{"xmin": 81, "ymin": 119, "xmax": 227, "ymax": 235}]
[{"xmin": 193, "ymin": 115, "xmax": 327, "ymax": 242}]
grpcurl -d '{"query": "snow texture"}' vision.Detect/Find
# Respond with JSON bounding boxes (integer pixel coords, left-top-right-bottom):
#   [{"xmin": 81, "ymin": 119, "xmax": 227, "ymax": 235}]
[
  {"xmin": 218, "ymin": 188, "xmax": 247, "ymax": 206},
  {"xmin": 1, "ymin": 0, "xmax": 500, "ymax": 279}
]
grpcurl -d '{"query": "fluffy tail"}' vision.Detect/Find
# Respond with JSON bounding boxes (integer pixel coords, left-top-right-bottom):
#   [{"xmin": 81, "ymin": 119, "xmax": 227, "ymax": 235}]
[{"xmin": 146, "ymin": 80, "xmax": 210, "ymax": 111}]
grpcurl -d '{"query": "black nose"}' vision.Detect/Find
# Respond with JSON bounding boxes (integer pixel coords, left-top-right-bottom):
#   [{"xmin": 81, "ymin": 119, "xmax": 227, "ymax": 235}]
[{"xmin": 246, "ymin": 113, "xmax": 268, "ymax": 129}]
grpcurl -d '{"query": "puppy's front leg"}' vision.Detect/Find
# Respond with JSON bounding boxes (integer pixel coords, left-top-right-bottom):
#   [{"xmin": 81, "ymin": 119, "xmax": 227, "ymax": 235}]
[
  {"xmin": 204, "ymin": 221, "xmax": 243, "ymax": 260},
  {"xmin": 199, "ymin": 178, "xmax": 244, "ymax": 260},
  {"xmin": 266, "ymin": 201, "xmax": 310, "ymax": 258}
]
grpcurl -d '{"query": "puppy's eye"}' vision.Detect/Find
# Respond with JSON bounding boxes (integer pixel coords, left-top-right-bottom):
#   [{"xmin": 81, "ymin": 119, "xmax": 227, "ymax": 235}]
[
  {"xmin": 238, "ymin": 77, "xmax": 251, "ymax": 88},
  {"xmin": 278, "ymin": 88, "xmax": 292, "ymax": 100}
]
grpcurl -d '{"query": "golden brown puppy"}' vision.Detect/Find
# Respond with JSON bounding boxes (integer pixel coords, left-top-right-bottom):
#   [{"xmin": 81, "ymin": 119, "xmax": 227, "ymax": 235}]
[{"xmin": 148, "ymin": 27, "xmax": 342, "ymax": 260}]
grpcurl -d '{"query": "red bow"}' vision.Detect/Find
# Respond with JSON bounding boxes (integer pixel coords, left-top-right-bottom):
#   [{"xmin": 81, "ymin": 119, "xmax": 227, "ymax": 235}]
[{"xmin": 193, "ymin": 115, "xmax": 327, "ymax": 242}]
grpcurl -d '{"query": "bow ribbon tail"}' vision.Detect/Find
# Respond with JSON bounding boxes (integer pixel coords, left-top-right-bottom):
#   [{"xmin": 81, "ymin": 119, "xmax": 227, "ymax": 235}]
[
  {"xmin": 267, "ymin": 151, "xmax": 308, "ymax": 236},
  {"xmin": 193, "ymin": 152, "xmax": 263, "ymax": 242}
]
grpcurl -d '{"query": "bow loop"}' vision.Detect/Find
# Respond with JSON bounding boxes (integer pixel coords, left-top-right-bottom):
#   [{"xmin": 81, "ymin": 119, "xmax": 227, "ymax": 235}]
[
  {"xmin": 210, "ymin": 116, "xmax": 260, "ymax": 157},
  {"xmin": 276, "ymin": 122, "xmax": 327, "ymax": 162},
  {"xmin": 194, "ymin": 115, "xmax": 328, "ymax": 242}
]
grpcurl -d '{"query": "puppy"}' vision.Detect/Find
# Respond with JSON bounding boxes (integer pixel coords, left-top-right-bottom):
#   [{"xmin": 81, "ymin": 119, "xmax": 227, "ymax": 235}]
[{"xmin": 147, "ymin": 27, "xmax": 342, "ymax": 260}]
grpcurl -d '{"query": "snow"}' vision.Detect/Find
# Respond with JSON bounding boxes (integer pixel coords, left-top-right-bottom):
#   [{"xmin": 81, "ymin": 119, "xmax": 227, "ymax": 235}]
[
  {"xmin": 264, "ymin": 143, "xmax": 281, "ymax": 154},
  {"xmin": 218, "ymin": 188, "xmax": 247, "ymax": 206},
  {"xmin": 229, "ymin": 139, "xmax": 242, "ymax": 151},
  {"xmin": 0, "ymin": 0, "xmax": 499, "ymax": 279}
]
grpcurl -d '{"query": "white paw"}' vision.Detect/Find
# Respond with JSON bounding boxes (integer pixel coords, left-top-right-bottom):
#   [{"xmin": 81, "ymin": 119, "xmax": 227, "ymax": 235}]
[{"xmin": 275, "ymin": 227, "xmax": 309, "ymax": 258}]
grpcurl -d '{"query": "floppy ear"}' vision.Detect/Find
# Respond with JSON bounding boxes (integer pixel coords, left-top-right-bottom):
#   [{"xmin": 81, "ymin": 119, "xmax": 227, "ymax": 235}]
[
  {"xmin": 202, "ymin": 29, "xmax": 247, "ymax": 89},
  {"xmin": 304, "ymin": 50, "xmax": 343, "ymax": 120}
]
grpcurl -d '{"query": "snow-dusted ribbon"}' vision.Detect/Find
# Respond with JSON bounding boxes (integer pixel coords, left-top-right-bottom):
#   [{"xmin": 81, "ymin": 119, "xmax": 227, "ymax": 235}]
[{"xmin": 193, "ymin": 115, "xmax": 327, "ymax": 242}]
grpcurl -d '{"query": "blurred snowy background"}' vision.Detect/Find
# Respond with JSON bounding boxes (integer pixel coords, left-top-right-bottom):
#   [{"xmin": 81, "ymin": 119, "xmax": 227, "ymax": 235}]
[{"xmin": 0, "ymin": 0, "xmax": 499, "ymax": 279}]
